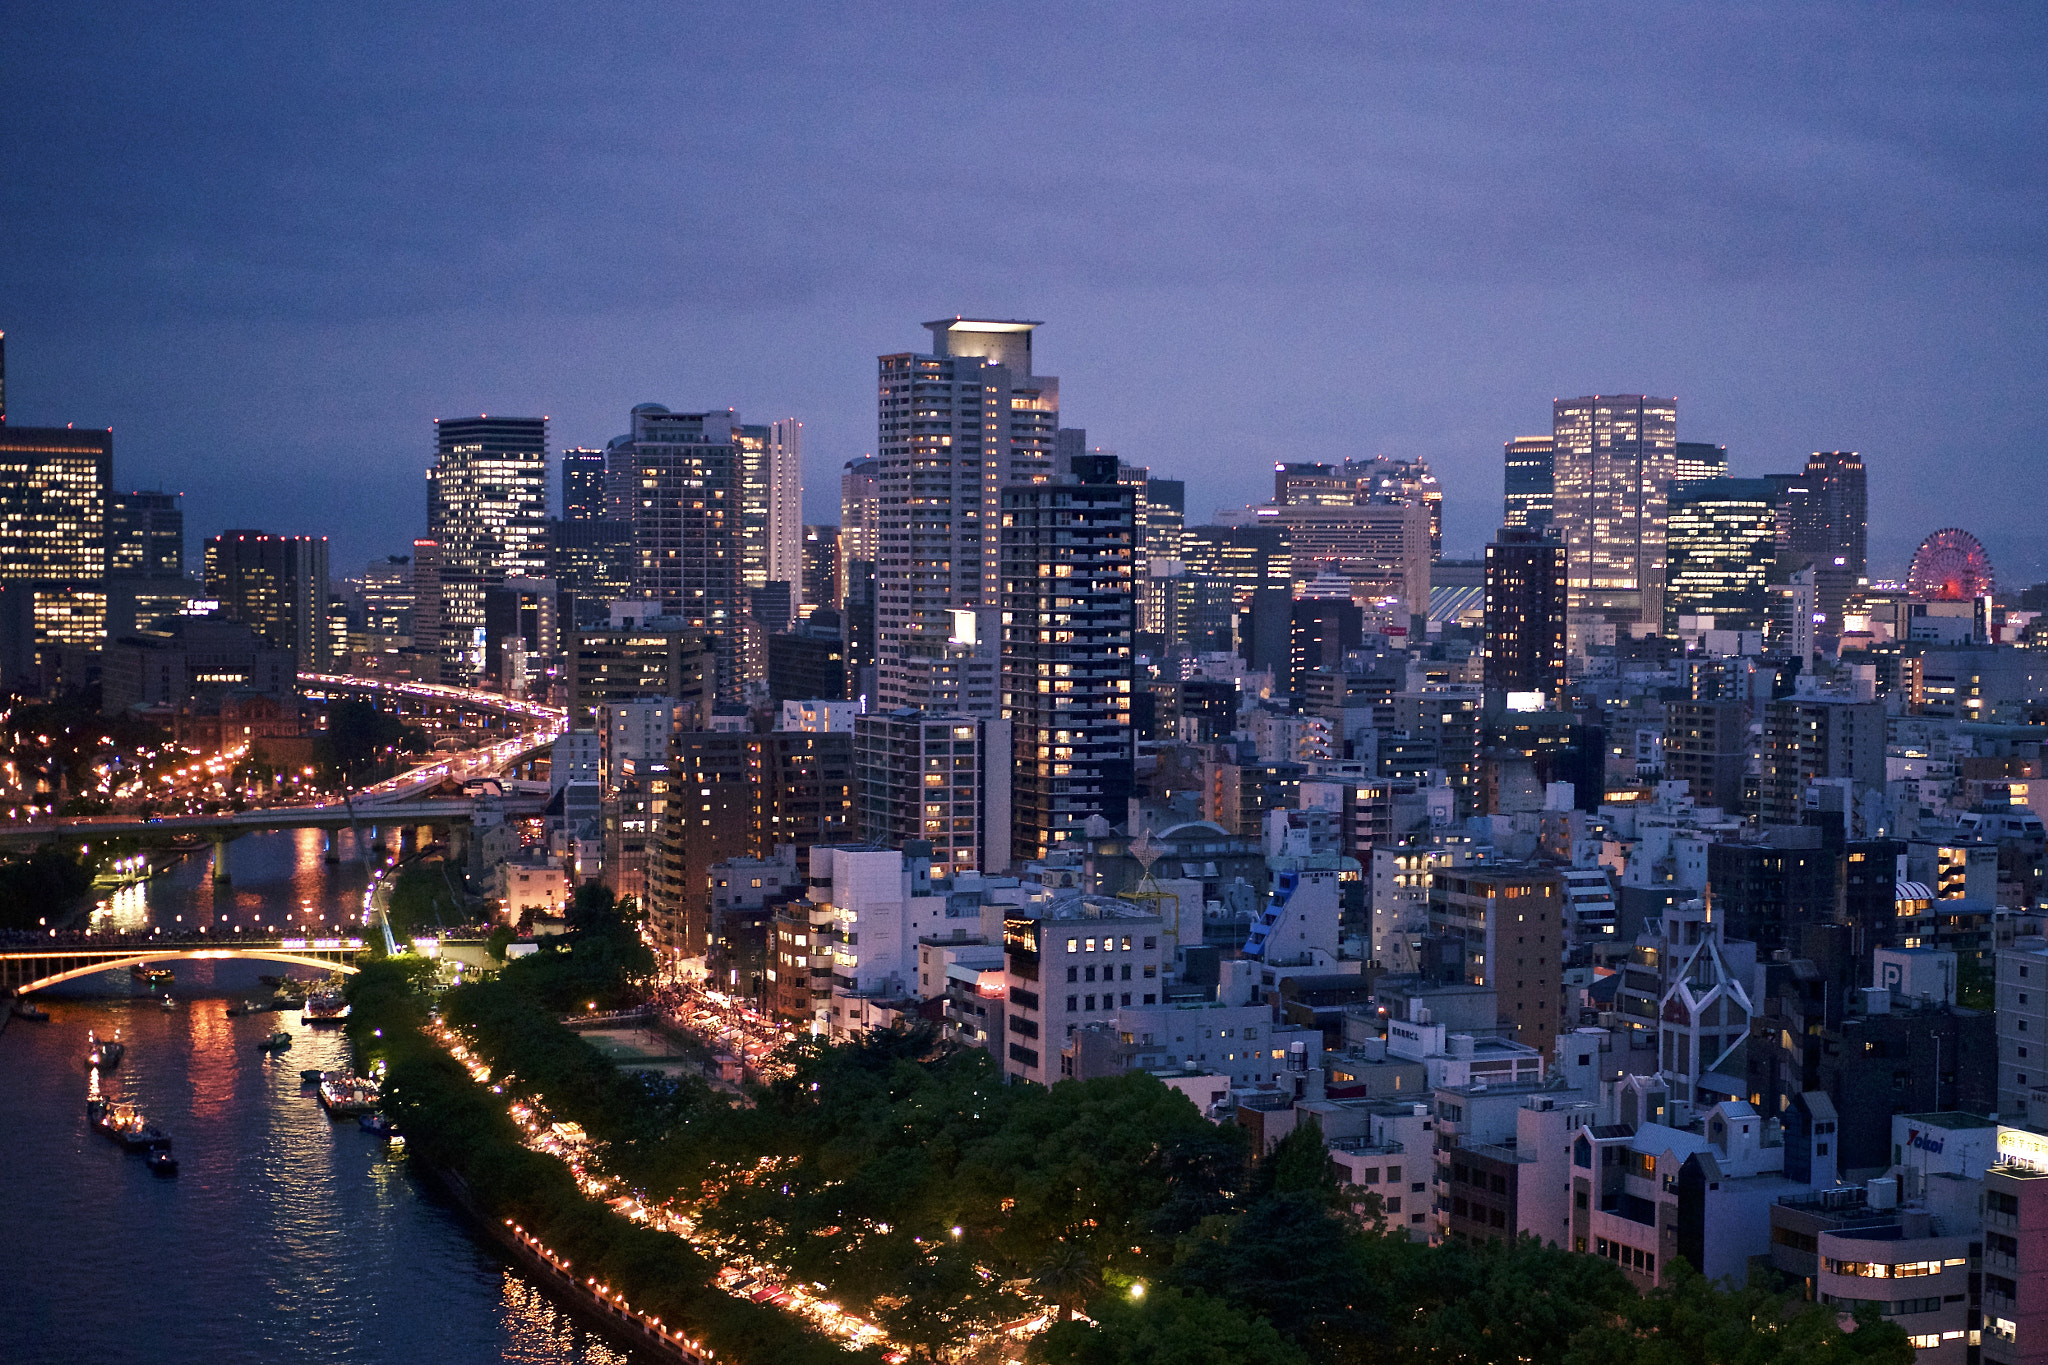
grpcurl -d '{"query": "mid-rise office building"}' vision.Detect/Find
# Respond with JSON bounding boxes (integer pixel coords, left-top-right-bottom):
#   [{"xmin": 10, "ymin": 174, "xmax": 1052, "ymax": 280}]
[
  {"xmin": 428, "ymin": 416, "xmax": 550, "ymax": 675},
  {"xmin": 608, "ymin": 405, "xmax": 746, "ymax": 701},
  {"xmin": 1274, "ymin": 456, "xmax": 1443, "ymax": 560},
  {"xmin": 1674, "ymin": 441, "xmax": 1729, "ymax": 484},
  {"xmin": 1662, "ymin": 699, "xmax": 1747, "ymax": 811},
  {"xmin": 875, "ymin": 319, "xmax": 1059, "ymax": 705},
  {"xmin": 1551, "ymin": 395, "xmax": 1677, "ymax": 646},
  {"xmin": 1483, "ymin": 528, "xmax": 1567, "ymax": 705},
  {"xmin": 549, "ymin": 517, "xmax": 635, "ymax": 616},
  {"xmin": 1664, "ymin": 477, "xmax": 1778, "ymax": 635},
  {"xmin": 854, "ymin": 710, "xmax": 1013, "ymax": 876},
  {"xmin": 1428, "ymin": 863, "xmax": 1566, "ymax": 1057},
  {"xmin": 1000, "ymin": 452, "xmax": 1135, "ymax": 865},
  {"xmin": 1000, "ymin": 899, "xmax": 1168, "ymax": 1087},
  {"xmin": 653, "ymin": 730, "xmax": 855, "ymax": 964},
  {"xmin": 362, "ymin": 556, "xmax": 413, "ymax": 639},
  {"xmin": 1501, "ymin": 434, "xmax": 1554, "ymax": 539},
  {"xmin": 1757, "ymin": 696, "xmax": 1885, "ymax": 828},
  {"xmin": 1225, "ymin": 503, "xmax": 1432, "ymax": 617},
  {"xmin": 203, "ymin": 531, "xmax": 330, "ymax": 672}
]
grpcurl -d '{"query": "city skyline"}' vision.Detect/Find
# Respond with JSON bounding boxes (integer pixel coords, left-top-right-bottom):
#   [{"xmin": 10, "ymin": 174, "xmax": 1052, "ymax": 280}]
[{"xmin": 1, "ymin": 6, "xmax": 2042, "ymax": 577}]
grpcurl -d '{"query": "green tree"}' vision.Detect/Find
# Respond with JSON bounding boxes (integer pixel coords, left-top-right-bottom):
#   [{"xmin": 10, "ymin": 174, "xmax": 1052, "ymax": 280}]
[
  {"xmin": 1562, "ymin": 1262, "xmax": 1915, "ymax": 1365},
  {"xmin": 1033, "ymin": 1287, "xmax": 1306, "ymax": 1365},
  {"xmin": 1033, "ymin": 1241, "xmax": 1103, "ymax": 1322}
]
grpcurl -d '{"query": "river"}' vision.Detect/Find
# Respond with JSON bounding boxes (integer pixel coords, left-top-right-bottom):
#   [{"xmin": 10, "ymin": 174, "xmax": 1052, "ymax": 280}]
[{"xmin": 0, "ymin": 829, "xmax": 637, "ymax": 1364}]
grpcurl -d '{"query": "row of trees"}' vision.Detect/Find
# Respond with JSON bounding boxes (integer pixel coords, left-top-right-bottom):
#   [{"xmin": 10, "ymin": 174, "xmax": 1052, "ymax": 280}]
[{"xmin": 357, "ymin": 885, "xmax": 1918, "ymax": 1365}]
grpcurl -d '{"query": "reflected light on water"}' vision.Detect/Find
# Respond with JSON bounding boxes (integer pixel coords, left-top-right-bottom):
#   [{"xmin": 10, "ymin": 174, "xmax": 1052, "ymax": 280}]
[{"xmin": 90, "ymin": 883, "xmax": 150, "ymax": 935}]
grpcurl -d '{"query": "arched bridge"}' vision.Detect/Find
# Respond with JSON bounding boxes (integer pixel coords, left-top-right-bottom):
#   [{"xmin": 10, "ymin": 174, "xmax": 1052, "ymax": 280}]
[{"xmin": 1, "ymin": 936, "xmax": 367, "ymax": 996}]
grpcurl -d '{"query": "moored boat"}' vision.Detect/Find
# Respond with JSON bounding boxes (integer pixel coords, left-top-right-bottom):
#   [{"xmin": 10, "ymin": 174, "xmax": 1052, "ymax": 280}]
[
  {"xmin": 13, "ymin": 999, "xmax": 49, "ymax": 1022},
  {"xmin": 359, "ymin": 1112, "xmax": 396, "ymax": 1137},
  {"xmin": 147, "ymin": 1148, "xmax": 179, "ymax": 1177},
  {"xmin": 300, "ymin": 1068, "xmax": 324, "ymax": 1085},
  {"xmin": 258, "ymin": 1030, "xmax": 293, "ymax": 1053},
  {"xmin": 94, "ymin": 1101, "xmax": 171, "ymax": 1151},
  {"xmin": 319, "ymin": 1073, "xmax": 381, "ymax": 1118}
]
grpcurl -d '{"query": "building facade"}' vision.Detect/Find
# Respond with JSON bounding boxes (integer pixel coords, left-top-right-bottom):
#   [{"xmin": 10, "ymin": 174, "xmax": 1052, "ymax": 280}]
[{"xmin": 1551, "ymin": 395, "xmax": 1677, "ymax": 646}]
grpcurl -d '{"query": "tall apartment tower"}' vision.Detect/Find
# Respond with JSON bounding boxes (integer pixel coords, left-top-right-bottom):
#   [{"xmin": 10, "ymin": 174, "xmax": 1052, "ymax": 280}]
[
  {"xmin": 1483, "ymin": 528, "xmax": 1567, "ymax": 706},
  {"xmin": 876, "ymin": 319, "xmax": 1059, "ymax": 708},
  {"xmin": 561, "ymin": 447, "xmax": 607, "ymax": 521},
  {"xmin": 854, "ymin": 710, "xmax": 1013, "ymax": 877},
  {"xmin": 1551, "ymin": 395, "xmax": 1677, "ymax": 647},
  {"xmin": 1000, "ymin": 452, "xmax": 1135, "ymax": 865},
  {"xmin": 202, "ymin": 531, "xmax": 330, "ymax": 671},
  {"xmin": 1501, "ymin": 434, "xmax": 1554, "ymax": 538},
  {"xmin": 610, "ymin": 404, "xmax": 745, "ymax": 703},
  {"xmin": 428, "ymin": 416, "xmax": 549, "ymax": 677},
  {"xmin": 736, "ymin": 420, "xmax": 803, "ymax": 630},
  {"xmin": 839, "ymin": 456, "xmax": 880, "ymax": 565}
]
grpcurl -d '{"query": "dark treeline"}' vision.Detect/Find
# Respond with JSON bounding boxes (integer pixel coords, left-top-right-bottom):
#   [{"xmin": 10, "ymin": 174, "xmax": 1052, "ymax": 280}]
[{"xmin": 349, "ymin": 885, "xmax": 1917, "ymax": 1365}]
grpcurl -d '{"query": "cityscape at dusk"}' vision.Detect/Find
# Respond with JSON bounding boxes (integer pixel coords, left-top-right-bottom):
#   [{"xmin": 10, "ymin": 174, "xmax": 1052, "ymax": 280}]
[{"xmin": 3, "ymin": 5, "xmax": 2047, "ymax": 1365}]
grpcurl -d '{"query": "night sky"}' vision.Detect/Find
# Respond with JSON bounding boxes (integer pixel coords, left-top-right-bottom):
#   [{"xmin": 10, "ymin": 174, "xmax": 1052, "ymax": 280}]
[{"xmin": 3, "ymin": 4, "xmax": 2043, "ymax": 581}]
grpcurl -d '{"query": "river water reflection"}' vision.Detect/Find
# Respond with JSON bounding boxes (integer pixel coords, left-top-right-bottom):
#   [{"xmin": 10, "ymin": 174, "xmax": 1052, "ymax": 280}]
[{"xmin": 0, "ymin": 830, "xmax": 635, "ymax": 1364}]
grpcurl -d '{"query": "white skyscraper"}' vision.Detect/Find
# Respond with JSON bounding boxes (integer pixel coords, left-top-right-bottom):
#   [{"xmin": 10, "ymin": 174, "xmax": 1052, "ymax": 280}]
[
  {"xmin": 874, "ymin": 319, "xmax": 1059, "ymax": 709},
  {"xmin": 765, "ymin": 418, "xmax": 804, "ymax": 615}
]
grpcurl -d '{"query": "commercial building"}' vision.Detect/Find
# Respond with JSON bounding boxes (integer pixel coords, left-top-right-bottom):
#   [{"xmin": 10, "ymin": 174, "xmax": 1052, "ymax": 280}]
[
  {"xmin": 1674, "ymin": 441, "xmax": 1729, "ymax": 484},
  {"xmin": 428, "ymin": 416, "xmax": 550, "ymax": 676},
  {"xmin": 875, "ymin": 319, "xmax": 1059, "ymax": 706},
  {"xmin": 0, "ymin": 422, "xmax": 113, "ymax": 664},
  {"xmin": 560, "ymin": 447, "xmax": 607, "ymax": 522},
  {"xmin": 738, "ymin": 418, "xmax": 804, "ymax": 629},
  {"xmin": 1483, "ymin": 528, "xmax": 1567, "ymax": 706},
  {"xmin": 854, "ymin": 710, "xmax": 1013, "ymax": 876},
  {"xmin": 1757, "ymin": 696, "xmax": 1885, "ymax": 829},
  {"xmin": 1661, "ymin": 699, "xmax": 1746, "ymax": 811},
  {"xmin": 1551, "ymin": 395, "xmax": 1677, "ymax": 646},
  {"xmin": 1000, "ymin": 898, "xmax": 1168, "ymax": 1087},
  {"xmin": 1428, "ymin": 862, "xmax": 1567, "ymax": 1057},
  {"xmin": 1273, "ymin": 456, "xmax": 1443, "ymax": 560},
  {"xmin": 1000, "ymin": 453, "xmax": 1136, "ymax": 865},
  {"xmin": 202, "ymin": 531, "xmax": 330, "ymax": 672},
  {"xmin": 1501, "ymin": 434, "xmax": 1554, "ymax": 539},
  {"xmin": 1664, "ymin": 477, "xmax": 1777, "ymax": 635},
  {"xmin": 107, "ymin": 490, "xmax": 183, "ymax": 577},
  {"xmin": 1181, "ymin": 524, "xmax": 1292, "ymax": 607},
  {"xmin": 802, "ymin": 524, "xmax": 841, "ymax": 616},
  {"xmin": 1230, "ymin": 503, "xmax": 1431, "ymax": 618}
]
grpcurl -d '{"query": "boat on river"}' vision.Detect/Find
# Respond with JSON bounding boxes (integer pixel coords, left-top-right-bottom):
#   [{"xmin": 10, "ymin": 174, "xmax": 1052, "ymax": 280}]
[
  {"xmin": 258, "ymin": 1030, "xmax": 293, "ymax": 1053},
  {"xmin": 86, "ymin": 1030, "xmax": 124, "ymax": 1069},
  {"xmin": 319, "ymin": 1073, "xmax": 380, "ymax": 1118},
  {"xmin": 94, "ymin": 1101, "xmax": 172, "ymax": 1152},
  {"xmin": 300, "ymin": 1068, "xmax": 324, "ymax": 1085},
  {"xmin": 303, "ymin": 990, "xmax": 350, "ymax": 1024},
  {"xmin": 147, "ymin": 1148, "xmax": 180, "ymax": 1177},
  {"xmin": 130, "ymin": 965, "xmax": 173, "ymax": 987},
  {"xmin": 13, "ymin": 999, "xmax": 49, "ymax": 1022}
]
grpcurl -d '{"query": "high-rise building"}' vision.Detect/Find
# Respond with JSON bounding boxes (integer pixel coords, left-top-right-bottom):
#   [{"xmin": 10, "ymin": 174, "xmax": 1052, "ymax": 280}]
[
  {"xmin": 1551, "ymin": 394, "xmax": 1677, "ymax": 646},
  {"xmin": 1502, "ymin": 435, "xmax": 1555, "ymax": 538},
  {"xmin": 1773, "ymin": 452, "xmax": 1866, "ymax": 637},
  {"xmin": 854, "ymin": 710, "xmax": 1013, "ymax": 876},
  {"xmin": 801, "ymin": 524, "xmax": 841, "ymax": 616},
  {"xmin": 428, "ymin": 416, "xmax": 549, "ymax": 677},
  {"xmin": 0, "ymin": 423, "xmax": 111, "ymax": 585},
  {"xmin": 1000, "ymin": 452, "xmax": 1135, "ymax": 865},
  {"xmin": 608, "ymin": 405, "xmax": 745, "ymax": 702},
  {"xmin": 876, "ymin": 319, "xmax": 1059, "ymax": 706},
  {"xmin": 1663, "ymin": 477, "xmax": 1778, "ymax": 635},
  {"xmin": 107, "ymin": 490, "xmax": 182, "ymax": 578},
  {"xmin": 363, "ymin": 556, "xmax": 413, "ymax": 639},
  {"xmin": 1182, "ymin": 524, "xmax": 1292, "ymax": 607},
  {"xmin": 766, "ymin": 419, "xmax": 804, "ymax": 614},
  {"xmin": 1674, "ymin": 441, "xmax": 1728, "ymax": 484},
  {"xmin": 737, "ymin": 420, "xmax": 804, "ymax": 627},
  {"xmin": 1483, "ymin": 528, "xmax": 1567, "ymax": 705},
  {"xmin": 1274, "ymin": 456, "xmax": 1443, "ymax": 559},
  {"xmin": 839, "ymin": 456, "xmax": 879, "ymax": 567},
  {"xmin": 561, "ymin": 447, "xmax": 607, "ymax": 521},
  {"xmin": 202, "ymin": 531, "xmax": 330, "ymax": 671},
  {"xmin": 1231, "ymin": 503, "xmax": 1432, "ymax": 617},
  {"xmin": 549, "ymin": 517, "xmax": 635, "ymax": 618},
  {"xmin": 410, "ymin": 539, "xmax": 444, "ymax": 668}
]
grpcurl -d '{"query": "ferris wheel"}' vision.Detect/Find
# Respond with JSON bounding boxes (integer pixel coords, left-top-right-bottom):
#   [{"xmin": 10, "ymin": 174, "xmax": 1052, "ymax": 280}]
[{"xmin": 1906, "ymin": 528, "xmax": 1996, "ymax": 601}]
